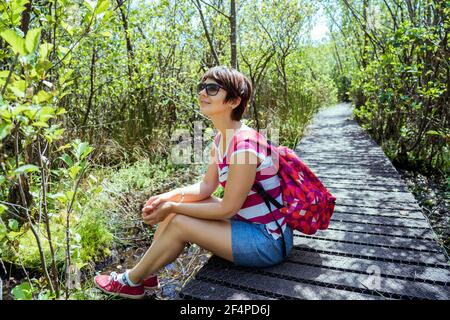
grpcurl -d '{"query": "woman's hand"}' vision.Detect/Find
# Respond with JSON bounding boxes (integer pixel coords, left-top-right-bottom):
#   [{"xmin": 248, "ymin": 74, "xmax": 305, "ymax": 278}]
[
  {"xmin": 142, "ymin": 201, "xmax": 174, "ymax": 226},
  {"xmin": 142, "ymin": 191, "xmax": 176, "ymax": 218}
]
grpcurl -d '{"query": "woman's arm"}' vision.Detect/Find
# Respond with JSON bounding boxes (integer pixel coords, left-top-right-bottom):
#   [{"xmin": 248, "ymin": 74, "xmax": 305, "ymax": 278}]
[
  {"xmin": 170, "ymin": 146, "xmax": 219, "ymax": 202},
  {"xmin": 143, "ymin": 146, "xmax": 219, "ymax": 214},
  {"xmin": 170, "ymin": 151, "xmax": 259, "ymax": 220}
]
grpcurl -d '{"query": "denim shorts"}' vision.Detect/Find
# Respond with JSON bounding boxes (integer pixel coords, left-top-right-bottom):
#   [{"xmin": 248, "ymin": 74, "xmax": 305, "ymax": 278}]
[{"xmin": 230, "ymin": 219, "xmax": 293, "ymax": 268}]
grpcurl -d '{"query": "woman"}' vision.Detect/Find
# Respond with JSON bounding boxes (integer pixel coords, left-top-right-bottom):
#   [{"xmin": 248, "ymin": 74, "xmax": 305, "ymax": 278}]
[{"xmin": 94, "ymin": 66, "xmax": 293, "ymax": 299}]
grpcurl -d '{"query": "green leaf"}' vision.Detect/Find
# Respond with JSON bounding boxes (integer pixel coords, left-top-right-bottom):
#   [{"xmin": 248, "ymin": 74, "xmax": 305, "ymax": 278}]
[
  {"xmin": 101, "ymin": 9, "xmax": 114, "ymax": 22},
  {"xmin": 47, "ymin": 192, "xmax": 67, "ymax": 203},
  {"xmin": 36, "ymin": 60, "xmax": 53, "ymax": 74},
  {"xmin": 10, "ymin": 85, "xmax": 25, "ymax": 98},
  {"xmin": 0, "ymin": 203, "xmax": 8, "ymax": 215},
  {"xmin": 38, "ymin": 43, "xmax": 53, "ymax": 61},
  {"xmin": 10, "ymin": 80, "xmax": 26, "ymax": 98},
  {"xmin": 60, "ymin": 69, "xmax": 73, "ymax": 84},
  {"xmin": 95, "ymin": 0, "xmax": 110, "ymax": 15},
  {"xmin": 14, "ymin": 164, "xmax": 40, "ymax": 174},
  {"xmin": 31, "ymin": 121, "xmax": 49, "ymax": 128},
  {"xmin": 84, "ymin": 0, "xmax": 95, "ymax": 12},
  {"xmin": 75, "ymin": 142, "xmax": 93, "ymax": 160},
  {"xmin": 59, "ymin": 154, "xmax": 73, "ymax": 167},
  {"xmin": 65, "ymin": 190, "xmax": 75, "ymax": 201},
  {"xmin": 37, "ymin": 290, "xmax": 53, "ymax": 300},
  {"xmin": 25, "ymin": 28, "xmax": 41, "ymax": 54},
  {"xmin": 68, "ymin": 165, "xmax": 82, "ymax": 179},
  {"xmin": 39, "ymin": 107, "xmax": 56, "ymax": 119},
  {"xmin": 100, "ymin": 31, "xmax": 112, "ymax": 37},
  {"xmin": 0, "ymin": 29, "xmax": 26, "ymax": 55},
  {"xmin": 0, "ymin": 223, "xmax": 7, "ymax": 240},
  {"xmin": 11, "ymin": 282, "xmax": 33, "ymax": 300},
  {"xmin": 8, "ymin": 219, "xmax": 19, "ymax": 231},
  {"xmin": 75, "ymin": 261, "xmax": 88, "ymax": 270},
  {"xmin": 0, "ymin": 122, "xmax": 13, "ymax": 140},
  {"xmin": 56, "ymin": 107, "xmax": 66, "ymax": 115},
  {"xmin": 33, "ymin": 90, "xmax": 53, "ymax": 103},
  {"xmin": 425, "ymin": 130, "xmax": 442, "ymax": 136}
]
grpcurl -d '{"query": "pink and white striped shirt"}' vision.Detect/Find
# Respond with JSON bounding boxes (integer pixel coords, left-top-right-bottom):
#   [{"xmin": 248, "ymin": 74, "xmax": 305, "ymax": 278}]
[{"xmin": 213, "ymin": 123, "xmax": 287, "ymax": 240}]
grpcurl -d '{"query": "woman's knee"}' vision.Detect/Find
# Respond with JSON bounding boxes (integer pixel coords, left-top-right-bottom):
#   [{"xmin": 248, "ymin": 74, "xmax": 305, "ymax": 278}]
[
  {"xmin": 153, "ymin": 213, "xmax": 177, "ymax": 241},
  {"xmin": 168, "ymin": 214, "xmax": 190, "ymax": 230},
  {"xmin": 164, "ymin": 214, "xmax": 191, "ymax": 239}
]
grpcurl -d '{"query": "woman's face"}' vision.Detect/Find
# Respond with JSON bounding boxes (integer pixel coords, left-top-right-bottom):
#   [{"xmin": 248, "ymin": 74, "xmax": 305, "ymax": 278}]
[{"xmin": 198, "ymin": 78, "xmax": 233, "ymax": 119}]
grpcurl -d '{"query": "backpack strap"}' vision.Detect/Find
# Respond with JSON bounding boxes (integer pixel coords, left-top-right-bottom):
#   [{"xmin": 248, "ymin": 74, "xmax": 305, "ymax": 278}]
[{"xmin": 252, "ymin": 182, "xmax": 287, "ymax": 259}]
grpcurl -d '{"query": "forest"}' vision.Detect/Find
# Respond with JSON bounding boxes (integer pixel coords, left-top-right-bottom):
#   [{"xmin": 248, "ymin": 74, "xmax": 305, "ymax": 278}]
[{"xmin": 0, "ymin": 0, "xmax": 448, "ymax": 300}]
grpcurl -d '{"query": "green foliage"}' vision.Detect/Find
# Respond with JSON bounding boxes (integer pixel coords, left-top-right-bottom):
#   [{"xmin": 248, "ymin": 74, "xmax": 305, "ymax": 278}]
[
  {"xmin": 103, "ymin": 158, "xmax": 176, "ymax": 193},
  {"xmin": 11, "ymin": 282, "xmax": 33, "ymax": 300},
  {"xmin": 212, "ymin": 185, "xmax": 224, "ymax": 199},
  {"xmin": 75, "ymin": 208, "xmax": 113, "ymax": 263},
  {"xmin": 341, "ymin": 1, "xmax": 449, "ymax": 176},
  {"xmin": 11, "ymin": 280, "xmax": 56, "ymax": 300}
]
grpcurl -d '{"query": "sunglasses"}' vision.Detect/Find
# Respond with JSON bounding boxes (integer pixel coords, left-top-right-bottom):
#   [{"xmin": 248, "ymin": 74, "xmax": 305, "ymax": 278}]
[{"xmin": 197, "ymin": 82, "xmax": 225, "ymax": 96}]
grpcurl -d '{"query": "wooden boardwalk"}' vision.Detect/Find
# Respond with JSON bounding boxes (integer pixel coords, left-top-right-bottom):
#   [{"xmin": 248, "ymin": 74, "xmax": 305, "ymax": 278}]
[{"xmin": 179, "ymin": 103, "xmax": 450, "ymax": 300}]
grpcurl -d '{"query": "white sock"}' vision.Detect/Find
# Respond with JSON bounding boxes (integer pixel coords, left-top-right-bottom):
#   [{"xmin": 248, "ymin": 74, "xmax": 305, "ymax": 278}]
[{"xmin": 119, "ymin": 271, "xmax": 141, "ymax": 287}]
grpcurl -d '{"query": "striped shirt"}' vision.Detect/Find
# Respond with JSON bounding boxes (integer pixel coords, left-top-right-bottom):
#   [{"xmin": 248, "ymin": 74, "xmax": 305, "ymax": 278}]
[{"xmin": 213, "ymin": 123, "xmax": 287, "ymax": 240}]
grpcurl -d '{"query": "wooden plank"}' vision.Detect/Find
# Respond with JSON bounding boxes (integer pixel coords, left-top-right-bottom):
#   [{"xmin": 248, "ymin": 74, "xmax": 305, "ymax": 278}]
[
  {"xmin": 300, "ymin": 135, "xmax": 377, "ymax": 141},
  {"xmin": 334, "ymin": 204, "xmax": 428, "ymax": 219},
  {"xmin": 179, "ymin": 279, "xmax": 275, "ymax": 300},
  {"xmin": 301, "ymin": 229, "xmax": 443, "ymax": 252},
  {"xmin": 328, "ymin": 221, "xmax": 437, "ymax": 240},
  {"xmin": 302, "ymin": 133, "xmax": 374, "ymax": 139},
  {"xmin": 299, "ymin": 142, "xmax": 381, "ymax": 150},
  {"xmin": 288, "ymin": 250, "xmax": 450, "ymax": 285},
  {"xmin": 321, "ymin": 179, "xmax": 409, "ymax": 190},
  {"xmin": 327, "ymin": 183, "xmax": 410, "ymax": 193},
  {"xmin": 297, "ymin": 140, "xmax": 383, "ymax": 148},
  {"xmin": 311, "ymin": 163, "xmax": 397, "ymax": 171},
  {"xmin": 298, "ymin": 150, "xmax": 387, "ymax": 158},
  {"xmin": 331, "ymin": 212, "xmax": 430, "ymax": 228},
  {"xmin": 194, "ymin": 260, "xmax": 384, "ymax": 300},
  {"xmin": 312, "ymin": 168, "xmax": 401, "ymax": 179},
  {"xmin": 261, "ymin": 262, "xmax": 450, "ymax": 300},
  {"xmin": 293, "ymin": 236, "xmax": 450, "ymax": 267},
  {"xmin": 297, "ymin": 141, "xmax": 384, "ymax": 149},
  {"xmin": 299, "ymin": 153, "xmax": 387, "ymax": 159},
  {"xmin": 314, "ymin": 169, "xmax": 401, "ymax": 178},
  {"xmin": 333, "ymin": 206, "xmax": 425, "ymax": 220},
  {"xmin": 330, "ymin": 189, "xmax": 417, "ymax": 203},
  {"xmin": 302, "ymin": 160, "xmax": 397, "ymax": 168},
  {"xmin": 316, "ymin": 174, "xmax": 407, "ymax": 185},
  {"xmin": 300, "ymin": 157, "xmax": 394, "ymax": 165},
  {"xmin": 334, "ymin": 198, "xmax": 422, "ymax": 210},
  {"xmin": 318, "ymin": 175, "xmax": 408, "ymax": 185},
  {"xmin": 306, "ymin": 124, "xmax": 364, "ymax": 130},
  {"xmin": 299, "ymin": 152, "xmax": 382, "ymax": 159}
]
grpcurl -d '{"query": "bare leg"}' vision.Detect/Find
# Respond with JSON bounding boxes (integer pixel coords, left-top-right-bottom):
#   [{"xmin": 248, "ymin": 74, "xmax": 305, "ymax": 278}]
[{"xmin": 128, "ymin": 205, "xmax": 232, "ymax": 284}]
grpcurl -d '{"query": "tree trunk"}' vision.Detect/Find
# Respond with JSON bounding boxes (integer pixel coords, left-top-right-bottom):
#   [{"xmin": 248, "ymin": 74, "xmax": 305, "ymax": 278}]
[
  {"xmin": 194, "ymin": 0, "xmax": 220, "ymax": 66},
  {"xmin": 20, "ymin": 1, "xmax": 33, "ymax": 33},
  {"xmin": 117, "ymin": 0, "xmax": 135, "ymax": 80},
  {"xmin": 82, "ymin": 44, "xmax": 97, "ymax": 133},
  {"xmin": 229, "ymin": 0, "xmax": 237, "ymax": 69}
]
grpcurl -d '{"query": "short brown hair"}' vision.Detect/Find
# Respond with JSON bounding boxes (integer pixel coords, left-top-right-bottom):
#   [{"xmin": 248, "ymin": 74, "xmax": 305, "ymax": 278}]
[{"xmin": 201, "ymin": 66, "xmax": 252, "ymax": 121}]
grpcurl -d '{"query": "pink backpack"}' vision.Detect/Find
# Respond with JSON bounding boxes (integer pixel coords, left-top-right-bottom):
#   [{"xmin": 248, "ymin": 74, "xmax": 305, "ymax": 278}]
[{"xmin": 231, "ymin": 130, "xmax": 337, "ymax": 237}]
